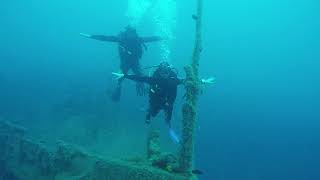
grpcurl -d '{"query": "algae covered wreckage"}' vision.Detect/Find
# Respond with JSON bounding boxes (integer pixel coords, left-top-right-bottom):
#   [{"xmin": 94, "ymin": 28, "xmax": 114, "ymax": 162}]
[
  {"xmin": 0, "ymin": 121, "xmax": 192, "ymax": 180},
  {"xmin": 0, "ymin": 0, "xmax": 204, "ymax": 179}
]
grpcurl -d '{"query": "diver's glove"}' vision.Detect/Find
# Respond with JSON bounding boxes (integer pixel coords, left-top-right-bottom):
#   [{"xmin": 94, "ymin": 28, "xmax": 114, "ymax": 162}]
[
  {"xmin": 79, "ymin": 33, "xmax": 91, "ymax": 38},
  {"xmin": 201, "ymin": 77, "xmax": 215, "ymax": 84},
  {"xmin": 112, "ymin": 72, "xmax": 125, "ymax": 80}
]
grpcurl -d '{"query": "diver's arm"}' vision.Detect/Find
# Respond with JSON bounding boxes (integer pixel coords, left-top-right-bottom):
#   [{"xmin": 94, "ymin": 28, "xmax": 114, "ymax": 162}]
[
  {"xmin": 124, "ymin": 75, "xmax": 155, "ymax": 84},
  {"xmin": 112, "ymin": 73, "xmax": 153, "ymax": 83},
  {"xmin": 80, "ymin": 33, "xmax": 119, "ymax": 42},
  {"xmin": 90, "ymin": 35, "xmax": 119, "ymax": 42},
  {"xmin": 141, "ymin": 36, "xmax": 163, "ymax": 43}
]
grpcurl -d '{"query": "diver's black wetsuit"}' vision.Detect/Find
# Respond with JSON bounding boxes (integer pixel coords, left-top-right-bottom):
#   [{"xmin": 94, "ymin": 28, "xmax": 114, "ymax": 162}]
[
  {"xmin": 89, "ymin": 27, "xmax": 162, "ymax": 101},
  {"xmin": 124, "ymin": 70, "xmax": 184, "ymax": 126},
  {"xmin": 90, "ymin": 30, "xmax": 162, "ymax": 76}
]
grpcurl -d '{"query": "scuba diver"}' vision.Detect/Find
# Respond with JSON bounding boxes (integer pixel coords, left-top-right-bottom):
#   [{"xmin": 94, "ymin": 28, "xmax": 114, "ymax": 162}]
[
  {"xmin": 80, "ymin": 26, "xmax": 163, "ymax": 102},
  {"xmin": 112, "ymin": 62, "xmax": 215, "ymax": 143}
]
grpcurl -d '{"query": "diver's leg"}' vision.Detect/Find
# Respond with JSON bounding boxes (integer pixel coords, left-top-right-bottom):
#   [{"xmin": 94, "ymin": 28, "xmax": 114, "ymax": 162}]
[
  {"xmin": 131, "ymin": 60, "xmax": 143, "ymax": 75},
  {"xmin": 132, "ymin": 61, "xmax": 145, "ymax": 96},
  {"xmin": 118, "ymin": 64, "xmax": 129, "ymax": 85},
  {"xmin": 120, "ymin": 59, "xmax": 130, "ymax": 78},
  {"xmin": 164, "ymin": 105, "xmax": 173, "ymax": 128},
  {"xmin": 146, "ymin": 97, "xmax": 161, "ymax": 124},
  {"xmin": 146, "ymin": 107, "xmax": 160, "ymax": 124},
  {"xmin": 111, "ymin": 61, "xmax": 129, "ymax": 102}
]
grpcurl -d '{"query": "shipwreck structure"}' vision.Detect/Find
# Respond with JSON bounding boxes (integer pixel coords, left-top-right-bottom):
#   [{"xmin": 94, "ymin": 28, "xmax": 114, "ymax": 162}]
[
  {"xmin": 0, "ymin": 121, "xmax": 192, "ymax": 180},
  {"xmin": 0, "ymin": 0, "xmax": 204, "ymax": 179}
]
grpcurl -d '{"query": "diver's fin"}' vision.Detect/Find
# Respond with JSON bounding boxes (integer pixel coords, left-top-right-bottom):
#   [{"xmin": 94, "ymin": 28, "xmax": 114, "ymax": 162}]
[{"xmin": 169, "ymin": 128, "xmax": 180, "ymax": 144}]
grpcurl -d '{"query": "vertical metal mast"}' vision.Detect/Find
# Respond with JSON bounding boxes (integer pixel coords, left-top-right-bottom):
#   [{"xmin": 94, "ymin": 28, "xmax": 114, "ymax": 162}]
[{"xmin": 179, "ymin": 0, "xmax": 203, "ymax": 174}]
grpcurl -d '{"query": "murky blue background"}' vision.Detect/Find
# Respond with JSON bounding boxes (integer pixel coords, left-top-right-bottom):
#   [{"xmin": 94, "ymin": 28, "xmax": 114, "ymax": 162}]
[{"xmin": 1, "ymin": 0, "xmax": 319, "ymax": 179}]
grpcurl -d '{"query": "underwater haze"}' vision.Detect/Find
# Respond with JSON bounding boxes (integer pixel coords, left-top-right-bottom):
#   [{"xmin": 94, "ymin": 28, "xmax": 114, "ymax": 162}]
[{"xmin": 1, "ymin": 0, "xmax": 320, "ymax": 180}]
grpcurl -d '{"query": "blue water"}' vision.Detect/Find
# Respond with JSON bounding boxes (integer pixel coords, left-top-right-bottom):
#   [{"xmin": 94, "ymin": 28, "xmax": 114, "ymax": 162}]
[{"xmin": 1, "ymin": 0, "xmax": 319, "ymax": 180}]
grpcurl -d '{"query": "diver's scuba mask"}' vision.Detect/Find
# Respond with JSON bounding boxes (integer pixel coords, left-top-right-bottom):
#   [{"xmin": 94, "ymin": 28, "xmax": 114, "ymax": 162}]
[
  {"xmin": 157, "ymin": 62, "xmax": 174, "ymax": 79},
  {"xmin": 145, "ymin": 62, "xmax": 178, "ymax": 78},
  {"xmin": 124, "ymin": 25, "xmax": 138, "ymax": 39}
]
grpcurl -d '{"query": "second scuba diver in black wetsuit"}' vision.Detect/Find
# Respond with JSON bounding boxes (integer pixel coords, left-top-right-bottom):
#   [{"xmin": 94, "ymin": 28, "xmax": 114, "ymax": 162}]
[
  {"xmin": 125, "ymin": 62, "xmax": 183, "ymax": 127},
  {"xmin": 80, "ymin": 26, "xmax": 163, "ymax": 102},
  {"xmin": 112, "ymin": 62, "xmax": 215, "ymax": 143}
]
